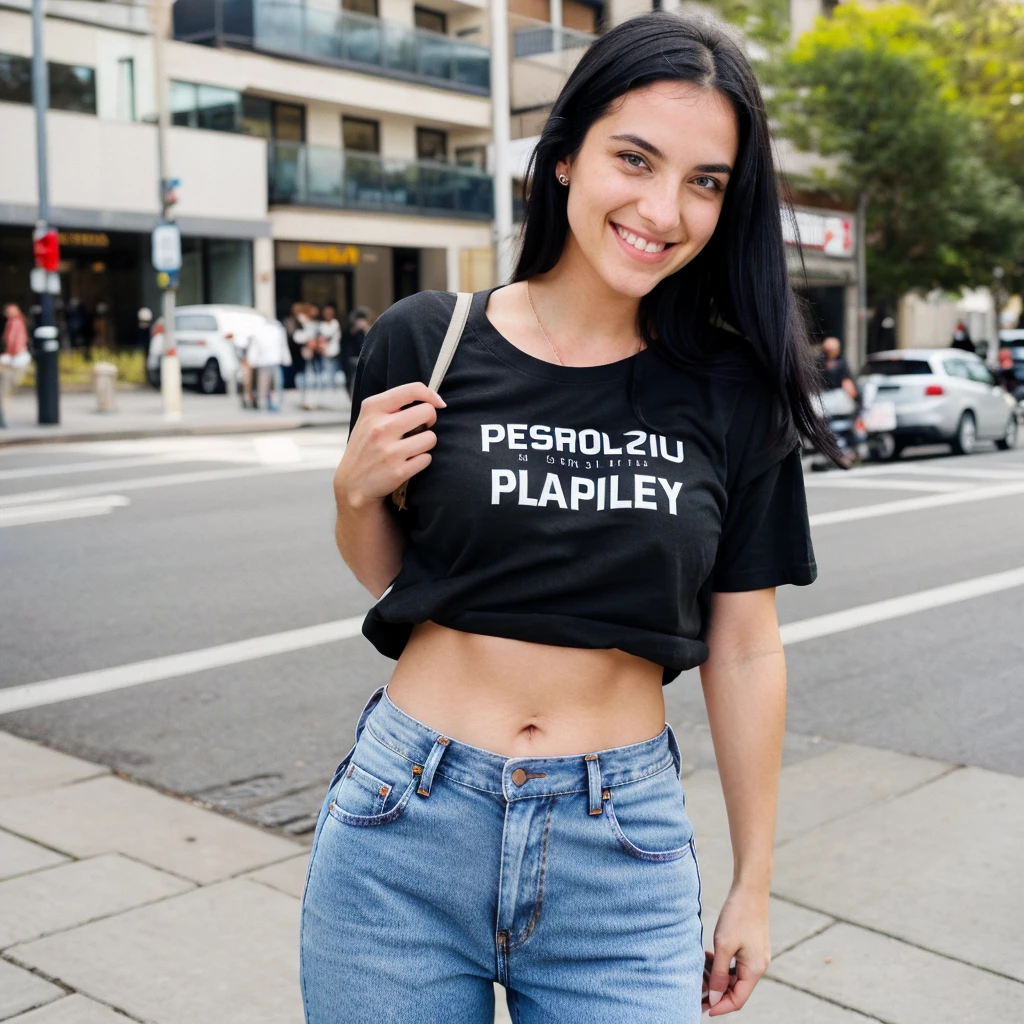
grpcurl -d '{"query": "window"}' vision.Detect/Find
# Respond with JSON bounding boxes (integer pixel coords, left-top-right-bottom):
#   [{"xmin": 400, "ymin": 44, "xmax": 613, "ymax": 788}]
[
  {"xmin": 455, "ymin": 145, "xmax": 487, "ymax": 171},
  {"xmin": 342, "ymin": 116, "xmax": 379, "ymax": 153},
  {"xmin": 965, "ymin": 360, "xmax": 995, "ymax": 385},
  {"xmin": 414, "ymin": 6, "xmax": 447, "ymax": 33},
  {"xmin": 862, "ymin": 359, "xmax": 933, "ymax": 376},
  {"xmin": 273, "ymin": 103, "xmax": 305, "ymax": 142},
  {"xmin": 175, "ymin": 313, "xmax": 218, "ymax": 332},
  {"xmin": 416, "ymin": 127, "xmax": 447, "ymax": 162},
  {"xmin": 0, "ymin": 53, "xmax": 95, "ymax": 113},
  {"xmin": 943, "ymin": 359, "xmax": 971, "ymax": 380},
  {"xmin": 343, "ymin": 0, "xmax": 378, "ymax": 15},
  {"xmin": 116, "ymin": 57, "xmax": 135, "ymax": 121},
  {"xmin": 171, "ymin": 82, "xmax": 244, "ymax": 133}
]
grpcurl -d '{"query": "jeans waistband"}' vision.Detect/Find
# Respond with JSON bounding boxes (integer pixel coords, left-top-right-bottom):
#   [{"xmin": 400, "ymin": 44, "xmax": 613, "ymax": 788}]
[{"xmin": 356, "ymin": 685, "xmax": 681, "ymax": 802}]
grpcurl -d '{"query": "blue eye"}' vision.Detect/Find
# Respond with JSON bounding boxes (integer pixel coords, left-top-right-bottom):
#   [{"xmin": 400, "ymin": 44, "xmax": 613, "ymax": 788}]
[
  {"xmin": 694, "ymin": 176, "xmax": 722, "ymax": 191},
  {"xmin": 622, "ymin": 152, "xmax": 648, "ymax": 169}
]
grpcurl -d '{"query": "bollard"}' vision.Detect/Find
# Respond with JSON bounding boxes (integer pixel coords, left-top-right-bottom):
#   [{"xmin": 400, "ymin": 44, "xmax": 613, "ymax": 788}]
[{"xmin": 93, "ymin": 361, "xmax": 118, "ymax": 413}]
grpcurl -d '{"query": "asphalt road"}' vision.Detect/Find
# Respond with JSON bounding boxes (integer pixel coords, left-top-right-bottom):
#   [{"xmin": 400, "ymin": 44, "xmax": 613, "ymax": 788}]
[{"xmin": 2, "ymin": 430, "xmax": 1022, "ymax": 836}]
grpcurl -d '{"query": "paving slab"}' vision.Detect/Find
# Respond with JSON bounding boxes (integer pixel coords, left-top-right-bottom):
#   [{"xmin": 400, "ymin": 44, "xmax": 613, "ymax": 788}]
[
  {"xmin": 734, "ymin": 977, "xmax": 878, "ymax": 1023},
  {"xmin": 772, "ymin": 767, "xmax": 1024, "ymax": 981},
  {"xmin": 0, "ymin": 831, "xmax": 67, "ymax": 881},
  {"xmin": 0, "ymin": 853, "xmax": 193, "ymax": 948},
  {"xmin": 6, "ymin": 995, "xmax": 139, "ymax": 1024},
  {"xmin": 0, "ymin": 734, "xmax": 106, "ymax": 801},
  {"xmin": 768, "ymin": 922, "xmax": 1024, "ymax": 1024},
  {"xmin": 0, "ymin": 775, "xmax": 302, "ymax": 884},
  {"xmin": 9, "ymin": 879, "xmax": 302, "ymax": 1024},
  {"xmin": 243, "ymin": 854, "xmax": 310, "ymax": 900},
  {"xmin": 0, "ymin": 959, "xmax": 63, "ymax": 1020}
]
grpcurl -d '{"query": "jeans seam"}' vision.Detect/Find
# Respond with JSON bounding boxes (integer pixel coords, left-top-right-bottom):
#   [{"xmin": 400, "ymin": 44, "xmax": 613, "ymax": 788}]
[{"xmin": 509, "ymin": 797, "xmax": 554, "ymax": 951}]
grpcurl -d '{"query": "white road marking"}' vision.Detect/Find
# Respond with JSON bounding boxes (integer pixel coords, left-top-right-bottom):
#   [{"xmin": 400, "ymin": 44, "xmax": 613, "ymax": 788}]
[
  {"xmin": 0, "ymin": 496, "xmax": 130, "ymax": 528},
  {"xmin": 0, "ymin": 454, "xmax": 187, "ymax": 482},
  {"xmin": 0, "ymin": 459, "xmax": 337, "ymax": 509},
  {"xmin": 4, "ymin": 564, "xmax": 1024, "ymax": 713},
  {"xmin": 851, "ymin": 464, "xmax": 1024, "ymax": 481},
  {"xmin": 0, "ymin": 616, "xmax": 366, "ymax": 715},
  {"xmin": 780, "ymin": 566, "xmax": 1024, "ymax": 645},
  {"xmin": 253, "ymin": 436, "xmax": 303, "ymax": 464},
  {"xmin": 804, "ymin": 477, "xmax": 967, "ymax": 493},
  {"xmin": 809, "ymin": 480, "xmax": 1024, "ymax": 527}
]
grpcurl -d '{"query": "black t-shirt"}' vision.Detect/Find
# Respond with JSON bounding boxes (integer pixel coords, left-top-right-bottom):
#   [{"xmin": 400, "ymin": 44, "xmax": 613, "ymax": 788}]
[
  {"xmin": 818, "ymin": 354, "xmax": 852, "ymax": 392},
  {"xmin": 350, "ymin": 288, "xmax": 816, "ymax": 684}
]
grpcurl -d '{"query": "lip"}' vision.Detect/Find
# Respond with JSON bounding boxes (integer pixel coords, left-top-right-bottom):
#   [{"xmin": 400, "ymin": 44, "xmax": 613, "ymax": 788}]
[{"xmin": 610, "ymin": 222, "xmax": 676, "ymax": 264}]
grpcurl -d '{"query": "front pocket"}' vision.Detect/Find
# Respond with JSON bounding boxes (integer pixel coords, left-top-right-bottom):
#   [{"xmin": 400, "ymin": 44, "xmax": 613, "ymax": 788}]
[
  {"xmin": 604, "ymin": 765, "xmax": 695, "ymax": 863},
  {"xmin": 335, "ymin": 763, "xmax": 392, "ymax": 817}
]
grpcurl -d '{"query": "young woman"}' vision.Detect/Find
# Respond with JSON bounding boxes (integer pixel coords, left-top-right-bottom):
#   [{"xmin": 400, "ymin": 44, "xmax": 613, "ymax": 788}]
[{"xmin": 302, "ymin": 12, "xmax": 835, "ymax": 1023}]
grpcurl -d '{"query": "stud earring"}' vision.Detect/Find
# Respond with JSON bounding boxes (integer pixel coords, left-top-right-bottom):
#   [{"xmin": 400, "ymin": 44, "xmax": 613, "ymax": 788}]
[{"xmin": 558, "ymin": 173, "xmax": 569, "ymax": 186}]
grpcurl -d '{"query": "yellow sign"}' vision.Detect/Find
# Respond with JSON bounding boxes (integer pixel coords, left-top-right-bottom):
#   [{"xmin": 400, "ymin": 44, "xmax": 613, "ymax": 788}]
[
  {"xmin": 59, "ymin": 231, "xmax": 110, "ymax": 248},
  {"xmin": 297, "ymin": 243, "xmax": 360, "ymax": 266}
]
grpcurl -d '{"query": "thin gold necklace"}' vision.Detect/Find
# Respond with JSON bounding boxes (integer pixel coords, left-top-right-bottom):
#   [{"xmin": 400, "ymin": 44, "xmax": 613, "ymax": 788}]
[
  {"xmin": 526, "ymin": 280, "xmax": 564, "ymax": 365},
  {"xmin": 525, "ymin": 281, "xmax": 644, "ymax": 366}
]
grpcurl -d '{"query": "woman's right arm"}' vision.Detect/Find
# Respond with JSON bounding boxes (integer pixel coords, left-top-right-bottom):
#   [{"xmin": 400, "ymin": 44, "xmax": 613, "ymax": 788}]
[{"xmin": 332, "ymin": 381, "xmax": 445, "ymax": 598}]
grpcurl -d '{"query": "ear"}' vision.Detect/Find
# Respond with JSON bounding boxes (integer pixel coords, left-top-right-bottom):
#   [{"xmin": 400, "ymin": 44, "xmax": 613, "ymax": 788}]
[{"xmin": 554, "ymin": 156, "xmax": 573, "ymax": 183}]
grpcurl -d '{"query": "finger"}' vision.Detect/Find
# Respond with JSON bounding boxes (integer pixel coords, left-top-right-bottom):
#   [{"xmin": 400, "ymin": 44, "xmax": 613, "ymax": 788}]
[
  {"xmin": 396, "ymin": 429, "xmax": 437, "ymax": 459},
  {"xmin": 368, "ymin": 381, "xmax": 445, "ymax": 413},
  {"xmin": 399, "ymin": 452, "xmax": 432, "ymax": 478},
  {"xmin": 708, "ymin": 975, "xmax": 755, "ymax": 1016},
  {"xmin": 707, "ymin": 946, "xmax": 735, "ymax": 1011},
  {"xmin": 390, "ymin": 402, "xmax": 439, "ymax": 437}
]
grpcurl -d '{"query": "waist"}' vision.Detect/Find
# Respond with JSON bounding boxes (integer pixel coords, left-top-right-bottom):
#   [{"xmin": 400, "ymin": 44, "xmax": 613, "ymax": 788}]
[
  {"xmin": 365, "ymin": 685, "xmax": 682, "ymax": 798},
  {"xmin": 387, "ymin": 622, "xmax": 666, "ymax": 757}
]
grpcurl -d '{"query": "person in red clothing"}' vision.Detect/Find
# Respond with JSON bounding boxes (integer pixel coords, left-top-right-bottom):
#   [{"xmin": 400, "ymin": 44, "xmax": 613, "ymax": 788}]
[{"xmin": 1, "ymin": 303, "xmax": 32, "ymax": 404}]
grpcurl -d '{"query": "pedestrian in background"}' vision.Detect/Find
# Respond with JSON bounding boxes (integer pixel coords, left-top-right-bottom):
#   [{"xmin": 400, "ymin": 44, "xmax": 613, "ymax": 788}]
[
  {"xmin": 294, "ymin": 304, "xmax": 324, "ymax": 410},
  {"xmin": 817, "ymin": 336, "xmax": 857, "ymax": 400},
  {"xmin": 1, "ymin": 302, "xmax": 31, "ymax": 405},
  {"xmin": 342, "ymin": 306, "xmax": 370, "ymax": 397},
  {"xmin": 320, "ymin": 304, "xmax": 342, "ymax": 391},
  {"xmin": 304, "ymin": 12, "xmax": 835, "ymax": 1024},
  {"xmin": 950, "ymin": 320, "xmax": 975, "ymax": 353},
  {"xmin": 247, "ymin": 317, "xmax": 291, "ymax": 411}
]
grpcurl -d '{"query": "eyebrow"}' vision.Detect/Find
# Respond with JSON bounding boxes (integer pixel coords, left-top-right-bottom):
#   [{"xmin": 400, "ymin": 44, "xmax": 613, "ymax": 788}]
[{"xmin": 610, "ymin": 133, "xmax": 732, "ymax": 174}]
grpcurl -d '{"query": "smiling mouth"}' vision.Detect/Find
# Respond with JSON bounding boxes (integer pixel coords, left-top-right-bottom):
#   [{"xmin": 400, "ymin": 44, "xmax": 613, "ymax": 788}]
[{"xmin": 612, "ymin": 223, "xmax": 675, "ymax": 254}]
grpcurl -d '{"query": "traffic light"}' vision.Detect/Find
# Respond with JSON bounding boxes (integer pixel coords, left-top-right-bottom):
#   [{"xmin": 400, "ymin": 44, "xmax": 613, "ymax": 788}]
[{"xmin": 32, "ymin": 229, "xmax": 60, "ymax": 272}]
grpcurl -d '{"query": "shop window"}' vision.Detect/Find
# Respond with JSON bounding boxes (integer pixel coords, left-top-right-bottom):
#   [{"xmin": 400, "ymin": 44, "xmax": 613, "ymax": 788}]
[
  {"xmin": 342, "ymin": 116, "xmax": 380, "ymax": 153},
  {"xmin": 414, "ymin": 6, "xmax": 447, "ymax": 34},
  {"xmin": 343, "ymin": 0, "xmax": 379, "ymax": 16},
  {"xmin": 0, "ymin": 53, "xmax": 96, "ymax": 114},
  {"xmin": 178, "ymin": 238, "xmax": 254, "ymax": 308},
  {"xmin": 416, "ymin": 127, "xmax": 447, "ymax": 162}
]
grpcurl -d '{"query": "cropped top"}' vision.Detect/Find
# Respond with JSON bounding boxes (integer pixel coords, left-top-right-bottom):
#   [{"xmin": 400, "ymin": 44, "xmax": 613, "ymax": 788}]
[{"xmin": 351, "ymin": 288, "xmax": 816, "ymax": 684}]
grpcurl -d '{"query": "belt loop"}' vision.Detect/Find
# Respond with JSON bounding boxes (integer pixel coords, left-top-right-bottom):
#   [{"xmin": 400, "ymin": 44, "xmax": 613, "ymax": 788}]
[
  {"xmin": 584, "ymin": 754, "xmax": 603, "ymax": 815},
  {"xmin": 417, "ymin": 735, "xmax": 450, "ymax": 797},
  {"xmin": 665, "ymin": 724, "xmax": 682, "ymax": 780}
]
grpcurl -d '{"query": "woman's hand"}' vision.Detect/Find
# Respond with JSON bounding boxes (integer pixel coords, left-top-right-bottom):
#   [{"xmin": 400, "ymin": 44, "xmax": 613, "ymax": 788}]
[
  {"xmin": 334, "ymin": 381, "xmax": 446, "ymax": 511},
  {"xmin": 704, "ymin": 882, "xmax": 771, "ymax": 1015}
]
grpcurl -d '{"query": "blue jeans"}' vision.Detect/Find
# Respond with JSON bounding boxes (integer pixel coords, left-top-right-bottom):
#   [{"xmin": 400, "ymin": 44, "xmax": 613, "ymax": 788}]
[{"xmin": 300, "ymin": 687, "xmax": 705, "ymax": 1023}]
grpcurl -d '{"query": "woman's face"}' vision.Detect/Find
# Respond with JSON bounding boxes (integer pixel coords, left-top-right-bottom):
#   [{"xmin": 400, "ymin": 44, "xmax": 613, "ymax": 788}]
[{"xmin": 556, "ymin": 82, "xmax": 739, "ymax": 299}]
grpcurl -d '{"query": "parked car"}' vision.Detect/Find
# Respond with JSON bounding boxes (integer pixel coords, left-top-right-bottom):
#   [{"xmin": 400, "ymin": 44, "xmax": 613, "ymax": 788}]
[
  {"xmin": 146, "ymin": 305, "xmax": 267, "ymax": 394},
  {"xmin": 998, "ymin": 328, "xmax": 1024, "ymax": 403},
  {"xmin": 856, "ymin": 349, "xmax": 1019, "ymax": 458}
]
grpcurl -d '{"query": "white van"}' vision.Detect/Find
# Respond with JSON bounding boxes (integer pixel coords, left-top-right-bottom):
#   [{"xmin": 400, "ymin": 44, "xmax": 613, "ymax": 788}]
[{"xmin": 146, "ymin": 305, "xmax": 268, "ymax": 394}]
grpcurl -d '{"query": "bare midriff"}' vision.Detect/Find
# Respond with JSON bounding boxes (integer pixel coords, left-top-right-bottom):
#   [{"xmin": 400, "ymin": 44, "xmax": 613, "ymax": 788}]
[{"xmin": 386, "ymin": 621, "xmax": 667, "ymax": 757}]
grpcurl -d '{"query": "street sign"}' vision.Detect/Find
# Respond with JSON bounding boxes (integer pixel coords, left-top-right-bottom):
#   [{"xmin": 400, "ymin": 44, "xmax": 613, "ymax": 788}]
[
  {"xmin": 156, "ymin": 269, "xmax": 180, "ymax": 290},
  {"xmin": 151, "ymin": 222, "xmax": 182, "ymax": 273}
]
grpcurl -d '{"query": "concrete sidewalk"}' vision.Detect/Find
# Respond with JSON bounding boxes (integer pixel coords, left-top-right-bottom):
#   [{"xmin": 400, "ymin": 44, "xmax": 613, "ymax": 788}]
[
  {"xmin": 0, "ymin": 729, "xmax": 1021, "ymax": 1024},
  {"xmin": 0, "ymin": 389, "xmax": 350, "ymax": 447}
]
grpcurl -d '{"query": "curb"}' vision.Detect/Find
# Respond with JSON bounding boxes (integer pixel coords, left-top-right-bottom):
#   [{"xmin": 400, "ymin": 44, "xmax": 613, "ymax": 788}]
[{"xmin": 0, "ymin": 416, "xmax": 350, "ymax": 448}]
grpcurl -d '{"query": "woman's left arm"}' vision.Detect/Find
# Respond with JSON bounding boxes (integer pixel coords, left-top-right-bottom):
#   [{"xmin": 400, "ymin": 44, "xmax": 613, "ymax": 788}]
[{"xmin": 699, "ymin": 587, "xmax": 786, "ymax": 1016}]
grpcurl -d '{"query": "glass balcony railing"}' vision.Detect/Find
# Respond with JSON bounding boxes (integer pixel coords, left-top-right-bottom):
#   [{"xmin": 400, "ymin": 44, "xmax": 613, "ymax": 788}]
[
  {"xmin": 513, "ymin": 23, "xmax": 596, "ymax": 59},
  {"xmin": 173, "ymin": 0, "xmax": 490, "ymax": 94},
  {"xmin": 269, "ymin": 142, "xmax": 494, "ymax": 220}
]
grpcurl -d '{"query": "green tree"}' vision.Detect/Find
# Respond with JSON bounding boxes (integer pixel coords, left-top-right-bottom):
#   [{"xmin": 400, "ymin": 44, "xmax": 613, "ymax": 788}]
[{"xmin": 770, "ymin": 3, "xmax": 1024, "ymax": 303}]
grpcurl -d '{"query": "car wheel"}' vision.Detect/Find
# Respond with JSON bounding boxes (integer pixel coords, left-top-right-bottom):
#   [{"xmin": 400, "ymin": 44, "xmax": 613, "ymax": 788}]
[
  {"xmin": 996, "ymin": 415, "xmax": 1018, "ymax": 451},
  {"xmin": 950, "ymin": 411, "xmax": 977, "ymax": 455},
  {"xmin": 867, "ymin": 433, "xmax": 898, "ymax": 462},
  {"xmin": 199, "ymin": 359, "xmax": 223, "ymax": 395}
]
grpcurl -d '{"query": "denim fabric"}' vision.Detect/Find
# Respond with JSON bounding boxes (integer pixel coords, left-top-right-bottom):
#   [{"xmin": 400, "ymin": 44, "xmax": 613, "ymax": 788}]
[{"xmin": 300, "ymin": 686, "xmax": 705, "ymax": 1024}]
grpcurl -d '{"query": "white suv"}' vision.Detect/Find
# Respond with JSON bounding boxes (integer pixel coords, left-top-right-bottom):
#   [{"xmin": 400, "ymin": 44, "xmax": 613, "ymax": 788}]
[{"xmin": 146, "ymin": 305, "xmax": 268, "ymax": 394}]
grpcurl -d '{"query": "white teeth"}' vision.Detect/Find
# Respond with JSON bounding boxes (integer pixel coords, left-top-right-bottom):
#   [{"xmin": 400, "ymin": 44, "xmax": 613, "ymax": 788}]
[
  {"xmin": 633, "ymin": 236, "xmax": 647, "ymax": 250},
  {"xmin": 644, "ymin": 240, "xmax": 664, "ymax": 253},
  {"xmin": 627, "ymin": 232, "xmax": 638, "ymax": 244},
  {"xmin": 616, "ymin": 224, "xmax": 666, "ymax": 253}
]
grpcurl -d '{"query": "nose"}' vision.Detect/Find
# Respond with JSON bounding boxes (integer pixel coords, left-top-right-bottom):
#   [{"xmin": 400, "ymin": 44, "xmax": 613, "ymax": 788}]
[{"xmin": 634, "ymin": 177, "xmax": 683, "ymax": 240}]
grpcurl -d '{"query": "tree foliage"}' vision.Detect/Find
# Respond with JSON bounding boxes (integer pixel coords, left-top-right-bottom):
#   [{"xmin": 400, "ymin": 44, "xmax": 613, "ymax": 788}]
[{"xmin": 768, "ymin": 2, "xmax": 1024, "ymax": 300}]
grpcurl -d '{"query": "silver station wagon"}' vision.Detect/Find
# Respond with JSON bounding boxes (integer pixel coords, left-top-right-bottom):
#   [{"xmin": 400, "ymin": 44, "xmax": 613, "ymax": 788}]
[{"xmin": 857, "ymin": 349, "xmax": 1020, "ymax": 457}]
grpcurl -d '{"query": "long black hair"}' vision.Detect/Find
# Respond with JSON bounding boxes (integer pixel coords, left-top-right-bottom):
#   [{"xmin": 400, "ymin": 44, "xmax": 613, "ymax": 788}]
[{"xmin": 514, "ymin": 10, "xmax": 838, "ymax": 458}]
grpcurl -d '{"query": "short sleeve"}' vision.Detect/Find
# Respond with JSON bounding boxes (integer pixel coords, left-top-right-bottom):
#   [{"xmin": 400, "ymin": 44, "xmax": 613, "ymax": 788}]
[
  {"xmin": 713, "ymin": 447, "xmax": 817, "ymax": 591},
  {"xmin": 347, "ymin": 320, "xmax": 390, "ymax": 433}
]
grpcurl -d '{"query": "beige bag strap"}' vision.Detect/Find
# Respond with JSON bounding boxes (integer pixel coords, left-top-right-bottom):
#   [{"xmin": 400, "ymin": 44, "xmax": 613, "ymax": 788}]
[{"xmin": 392, "ymin": 291, "xmax": 473, "ymax": 509}]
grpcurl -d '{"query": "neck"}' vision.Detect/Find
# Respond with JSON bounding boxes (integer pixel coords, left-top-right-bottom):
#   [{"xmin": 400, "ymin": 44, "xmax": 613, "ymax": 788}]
[{"xmin": 531, "ymin": 235, "xmax": 643, "ymax": 359}]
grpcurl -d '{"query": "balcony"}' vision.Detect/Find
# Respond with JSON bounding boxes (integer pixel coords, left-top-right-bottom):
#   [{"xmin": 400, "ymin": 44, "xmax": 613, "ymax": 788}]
[
  {"xmin": 269, "ymin": 142, "xmax": 493, "ymax": 220},
  {"xmin": 509, "ymin": 15, "xmax": 594, "ymax": 113},
  {"xmin": 513, "ymin": 23, "xmax": 596, "ymax": 60},
  {"xmin": 173, "ymin": 0, "xmax": 490, "ymax": 95}
]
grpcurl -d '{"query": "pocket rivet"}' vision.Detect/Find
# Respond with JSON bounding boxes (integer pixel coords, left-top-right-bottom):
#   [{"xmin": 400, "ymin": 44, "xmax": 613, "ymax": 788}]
[
  {"xmin": 379, "ymin": 786, "xmax": 389, "ymax": 797},
  {"xmin": 603, "ymin": 790, "xmax": 610, "ymax": 800},
  {"xmin": 412, "ymin": 765, "xmax": 423, "ymax": 775}
]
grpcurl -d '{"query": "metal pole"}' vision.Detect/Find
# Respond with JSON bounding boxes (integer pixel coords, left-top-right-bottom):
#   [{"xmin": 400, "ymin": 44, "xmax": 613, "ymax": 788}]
[
  {"xmin": 151, "ymin": 0, "xmax": 182, "ymax": 418},
  {"xmin": 855, "ymin": 189, "xmax": 868, "ymax": 369},
  {"xmin": 32, "ymin": 0, "xmax": 59, "ymax": 425},
  {"xmin": 489, "ymin": 0, "xmax": 514, "ymax": 285}
]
